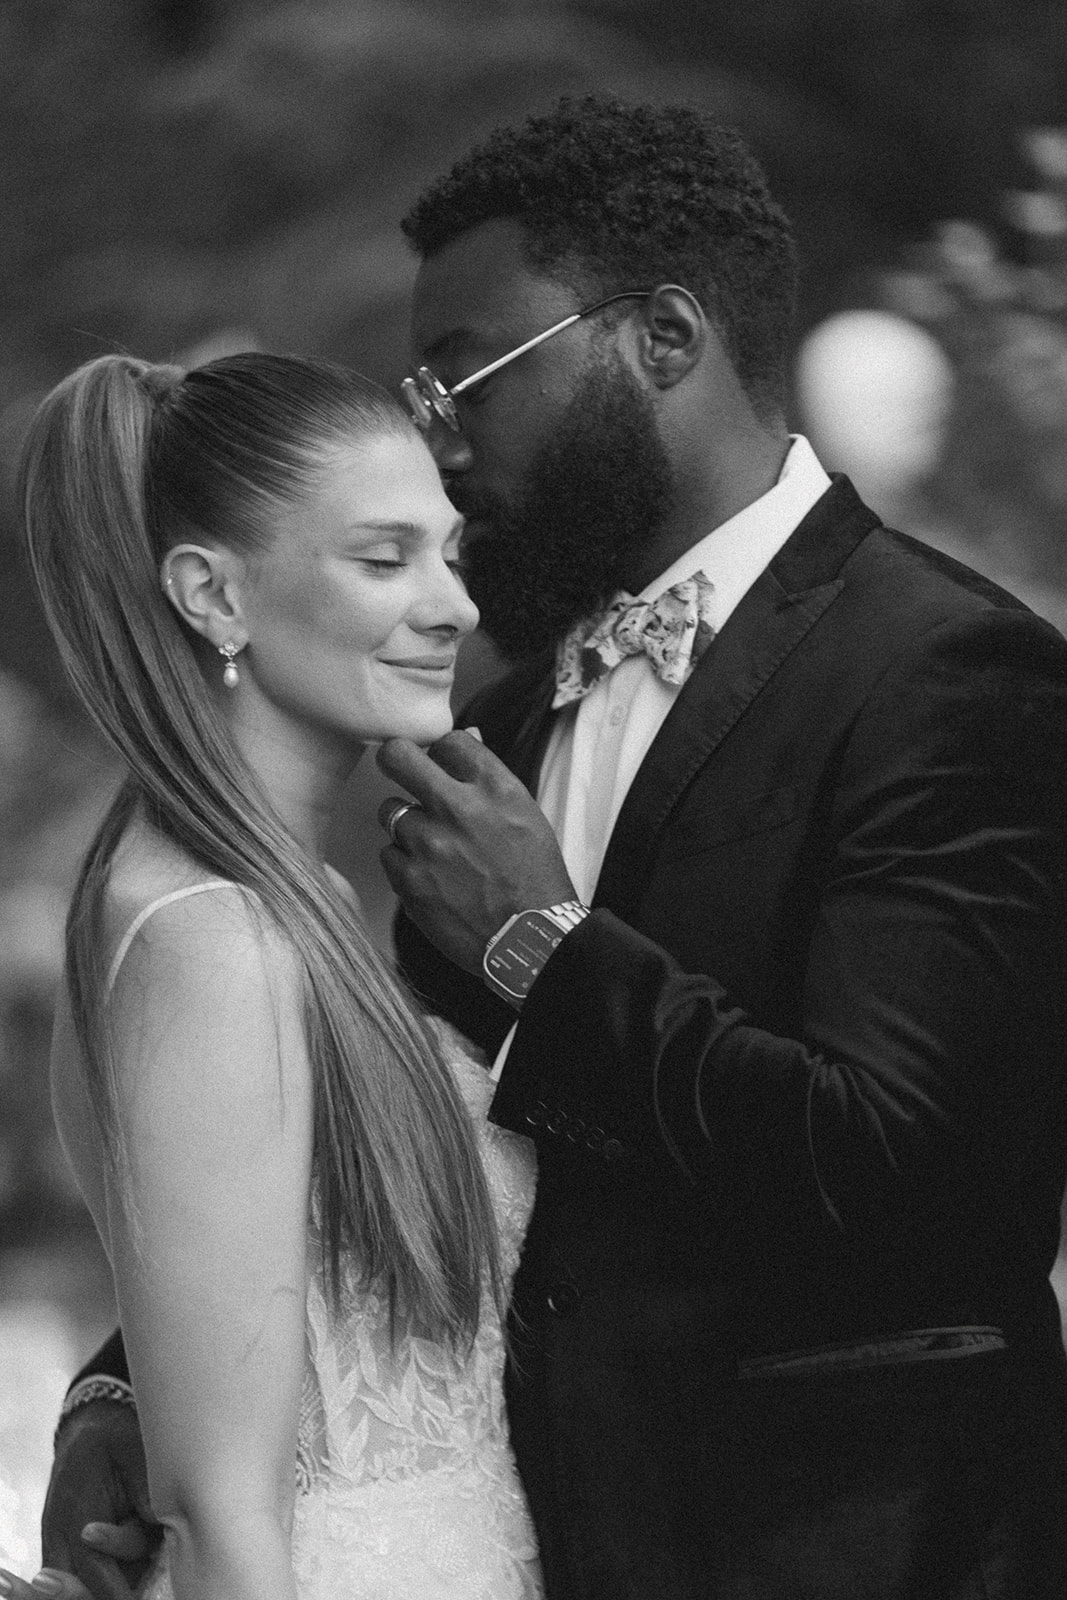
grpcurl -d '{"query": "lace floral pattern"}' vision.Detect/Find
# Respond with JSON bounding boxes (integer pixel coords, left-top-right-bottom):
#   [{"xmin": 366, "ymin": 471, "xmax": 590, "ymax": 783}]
[
  {"xmin": 292, "ymin": 1026, "xmax": 540, "ymax": 1598},
  {"xmin": 146, "ymin": 1023, "xmax": 541, "ymax": 1600}
]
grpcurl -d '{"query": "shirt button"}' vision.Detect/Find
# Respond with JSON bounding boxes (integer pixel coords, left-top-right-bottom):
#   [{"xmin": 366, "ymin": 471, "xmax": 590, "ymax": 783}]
[{"xmin": 547, "ymin": 1283, "xmax": 582, "ymax": 1317}]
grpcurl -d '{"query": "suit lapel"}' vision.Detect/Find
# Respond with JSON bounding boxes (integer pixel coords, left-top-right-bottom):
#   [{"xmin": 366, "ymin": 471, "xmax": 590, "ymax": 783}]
[
  {"xmin": 592, "ymin": 566, "xmax": 841, "ymax": 916},
  {"xmin": 507, "ymin": 671, "xmax": 558, "ymax": 792},
  {"xmin": 594, "ymin": 477, "xmax": 881, "ymax": 919}
]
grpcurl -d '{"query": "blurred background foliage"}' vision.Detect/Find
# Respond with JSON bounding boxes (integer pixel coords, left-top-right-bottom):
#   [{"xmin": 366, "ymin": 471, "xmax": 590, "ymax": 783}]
[{"xmin": 2, "ymin": 0, "xmax": 1067, "ymax": 1566}]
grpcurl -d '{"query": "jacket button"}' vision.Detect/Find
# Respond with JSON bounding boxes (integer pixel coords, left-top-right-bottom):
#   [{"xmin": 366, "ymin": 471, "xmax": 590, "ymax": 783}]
[
  {"xmin": 545, "ymin": 1109, "xmax": 568, "ymax": 1135},
  {"xmin": 602, "ymin": 1138, "xmax": 625, "ymax": 1161},
  {"xmin": 547, "ymin": 1283, "xmax": 582, "ymax": 1317},
  {"xmin": 525, "ymin": 1100, "xmax": 548, "ymax": 1128}
]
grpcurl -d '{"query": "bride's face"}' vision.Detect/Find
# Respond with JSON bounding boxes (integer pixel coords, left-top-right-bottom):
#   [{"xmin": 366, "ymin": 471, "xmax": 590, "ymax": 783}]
[{"xmin": 237, "ymin": 428, "xmax": 478, "ymax": 750}]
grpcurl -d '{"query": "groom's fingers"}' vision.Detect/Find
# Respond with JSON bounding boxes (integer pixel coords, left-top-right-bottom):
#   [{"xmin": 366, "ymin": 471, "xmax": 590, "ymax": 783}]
[
  {"xmin": 425, "ymin": 729, "xmax": 499, "ymax": 783},
  {"xmin": 0, "ymin": 1570, "xmax": 96, "ymax": 1600},
  {"xmin": 80, "ymin": 1522, "xmax": 151, "ymax": 1563},
  {"xmin": 0, "ymin": 1570, "xmax": 46, "ymax": 1600},
  {"xmin": 376, "ymin": 736, "xmax": 459, "ymax": 810},
  {"xmin": 34, "ymin": 1573, "xmax": 95, "ymax": 1600},
  {"xmin": 66, "ymin": 1556, "xmax": 141, "ymax": 1600},
  {"xmin": 377, "ymin": 733, "xmax": 517, "ymax": 814}
]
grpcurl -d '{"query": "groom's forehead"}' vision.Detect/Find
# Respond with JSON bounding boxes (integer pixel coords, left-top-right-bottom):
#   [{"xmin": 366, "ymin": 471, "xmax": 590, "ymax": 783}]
[{"xmin": 408, "ymin": 219, "xmax": 572, "ymax": 363}]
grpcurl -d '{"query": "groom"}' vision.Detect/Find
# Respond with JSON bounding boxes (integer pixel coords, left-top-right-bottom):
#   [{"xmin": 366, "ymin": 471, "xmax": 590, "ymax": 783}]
[{"xmin": 33, "ymin": 96, "xmax": 1067, "ymax": 1600}]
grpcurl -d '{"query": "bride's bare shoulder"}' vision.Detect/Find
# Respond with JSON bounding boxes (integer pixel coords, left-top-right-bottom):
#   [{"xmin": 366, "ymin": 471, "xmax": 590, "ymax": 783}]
[
  {"xmin": 53, "ymin": 826, "xmax": 307, "ymax": 1215},
  {"xmin": 96, "ymin": 823, "xmax": 300, "ymax": 1045},
  {"xmin": 100, "ymin": 818, "xmax": 219, "ymax": 949}
]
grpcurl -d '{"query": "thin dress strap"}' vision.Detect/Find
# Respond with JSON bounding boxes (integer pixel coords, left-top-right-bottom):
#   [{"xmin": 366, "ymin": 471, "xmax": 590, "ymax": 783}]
[{"xmin": 105, "ymin": 880, "xmax": 242, "ymax": 995}]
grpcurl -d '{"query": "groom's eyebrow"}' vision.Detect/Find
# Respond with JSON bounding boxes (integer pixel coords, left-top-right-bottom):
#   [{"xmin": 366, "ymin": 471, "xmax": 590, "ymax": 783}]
[
  {"xmin": 421, "ymin": 326, "xmax": 505, "ymax": 366},
  {"xmin": 422, "ymin": 330, "xmax": 476, "ymax": 362}
]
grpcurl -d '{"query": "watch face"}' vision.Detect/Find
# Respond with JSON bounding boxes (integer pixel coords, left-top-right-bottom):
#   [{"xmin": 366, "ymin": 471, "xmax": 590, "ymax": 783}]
[{"xmin": 484, "ymin": 910, "xmax": 566, "ymax": 1000}]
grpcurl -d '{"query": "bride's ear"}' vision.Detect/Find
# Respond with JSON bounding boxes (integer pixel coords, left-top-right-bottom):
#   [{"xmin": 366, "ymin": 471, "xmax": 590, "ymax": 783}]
[{"xmin": 160, "ymin": 544, "xmax": 248, "ymax": 652}]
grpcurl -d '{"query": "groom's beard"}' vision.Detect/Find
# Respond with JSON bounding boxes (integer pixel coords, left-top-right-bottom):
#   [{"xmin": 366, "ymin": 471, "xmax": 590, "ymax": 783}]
[{"xmin": 451, "ymin": 358, "xmax": 675, "ymax": 661}]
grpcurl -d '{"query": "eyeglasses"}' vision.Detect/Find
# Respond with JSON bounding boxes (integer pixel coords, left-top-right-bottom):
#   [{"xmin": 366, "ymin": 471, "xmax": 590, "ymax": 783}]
[{"xmin": 401, "ymin": 290, "xmax": 650, "ymax": 433}]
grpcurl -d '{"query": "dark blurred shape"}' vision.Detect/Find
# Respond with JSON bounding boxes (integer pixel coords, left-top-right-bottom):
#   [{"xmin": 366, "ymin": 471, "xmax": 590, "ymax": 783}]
[
  {"xmin": 576, "ymin": 0, "xmax": 1067, "ymax": 310},
  {"xmin": 143, "ymin": 0, "xmax": 220, "ymax": 56}
]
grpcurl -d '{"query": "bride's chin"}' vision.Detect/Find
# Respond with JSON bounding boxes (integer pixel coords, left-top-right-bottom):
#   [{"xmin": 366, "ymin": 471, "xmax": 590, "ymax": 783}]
[
  {"xmin": 378, "ymin": 710, "xmax": 456, "ymax": 748},
  {"xmin": 415, "ymin": 717, "xmax": 459, "ymax": 748}
]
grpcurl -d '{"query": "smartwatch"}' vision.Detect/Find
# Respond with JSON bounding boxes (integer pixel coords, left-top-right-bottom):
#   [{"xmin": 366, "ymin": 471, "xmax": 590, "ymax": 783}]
[{"xmin": 483, "ymin": 900, "xmax": 590, "ymax": 1007}]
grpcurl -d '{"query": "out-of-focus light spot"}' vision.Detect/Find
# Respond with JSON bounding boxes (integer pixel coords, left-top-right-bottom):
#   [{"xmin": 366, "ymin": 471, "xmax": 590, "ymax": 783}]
[
  {"xmin": 795, "ymin": 310, "xmax": 954, "ymax": 517},
  {"xmin": 0, "ymin": 1304, "xmax": 77, "ymax": 1575}
]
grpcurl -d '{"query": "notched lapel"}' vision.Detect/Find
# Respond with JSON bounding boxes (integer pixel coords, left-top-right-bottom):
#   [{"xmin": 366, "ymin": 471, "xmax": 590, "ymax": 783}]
[
  {"xmin": 593, "ymin": 571, "xmax": 842, "ymax": 916},
  {"xmin": 593, "ymin": 476, "xmax": 880, "ymax": 919}
]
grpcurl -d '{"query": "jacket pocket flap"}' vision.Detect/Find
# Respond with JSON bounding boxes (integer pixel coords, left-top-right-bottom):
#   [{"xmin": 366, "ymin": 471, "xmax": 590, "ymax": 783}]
[{"xmin": 660, "ymin": 782, "xmax": 798, "ymax": 860}]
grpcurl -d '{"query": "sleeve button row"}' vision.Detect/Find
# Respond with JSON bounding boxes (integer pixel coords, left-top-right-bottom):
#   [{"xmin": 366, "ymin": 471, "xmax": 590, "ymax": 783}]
[{"xmin": 523, "ymin": 1102, "xmax": 625, "ymax": 1159}]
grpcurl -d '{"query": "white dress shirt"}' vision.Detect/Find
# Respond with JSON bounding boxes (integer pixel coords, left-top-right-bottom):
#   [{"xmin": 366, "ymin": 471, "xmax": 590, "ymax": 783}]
[{"xmin": 490, "ymin": 434, "xmax": 831, "ymax": 1080}]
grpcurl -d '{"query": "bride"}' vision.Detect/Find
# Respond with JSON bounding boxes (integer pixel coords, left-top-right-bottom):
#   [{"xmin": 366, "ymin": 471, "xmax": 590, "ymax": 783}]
[{"xmin": 0, "ymin": 353, "xmax": 540, "ymax": 1600}]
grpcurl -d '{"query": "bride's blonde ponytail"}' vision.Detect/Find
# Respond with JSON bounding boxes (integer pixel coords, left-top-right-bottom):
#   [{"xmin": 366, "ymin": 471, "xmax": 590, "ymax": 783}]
[{"xmin": 20, "ymin": 352, "xmax": 501, "ymax": 1351}]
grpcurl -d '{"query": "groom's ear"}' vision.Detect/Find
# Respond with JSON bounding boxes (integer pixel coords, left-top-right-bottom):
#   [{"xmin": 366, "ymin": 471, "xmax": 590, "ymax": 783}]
[
  {"xmin": 160, "ymin": 544, "xmax": 248, "ymax": 651},
  {"xmin": 629, "ymin": 284, "xmax": 708, "ymax": 390}
]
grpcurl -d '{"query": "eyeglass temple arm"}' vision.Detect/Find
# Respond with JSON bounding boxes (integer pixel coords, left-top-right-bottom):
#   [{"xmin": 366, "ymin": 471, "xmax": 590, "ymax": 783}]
[
  {"xmin": 449, "ymin": 313, "xmax": 583, "ymax": 397},
  {"xmin": 449, "ymin": 291, "xmax": 648, "ymax": 397}
]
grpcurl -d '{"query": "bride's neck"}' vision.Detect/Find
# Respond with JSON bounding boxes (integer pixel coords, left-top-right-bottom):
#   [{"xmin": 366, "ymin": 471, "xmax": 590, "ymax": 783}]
[{"xmin": 236, "ymin": 724, "xmax": 364, "ymax": 859}]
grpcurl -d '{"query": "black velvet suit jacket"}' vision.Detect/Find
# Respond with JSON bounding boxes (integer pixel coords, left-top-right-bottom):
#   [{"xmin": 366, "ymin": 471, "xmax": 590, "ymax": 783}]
[{"xmin": 395, "ymin": 479, "xmax": 1067, "ymax": 1599}]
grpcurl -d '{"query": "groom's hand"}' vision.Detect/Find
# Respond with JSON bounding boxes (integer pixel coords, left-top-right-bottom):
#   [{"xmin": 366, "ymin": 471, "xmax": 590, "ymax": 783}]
[
  {"xmin": 377, "ymin": 731, "xmax": 576, "ymax": 974},
  {"xmin": 41, "ymin": 1402, "xmax": 160, "ymax": 1600}
]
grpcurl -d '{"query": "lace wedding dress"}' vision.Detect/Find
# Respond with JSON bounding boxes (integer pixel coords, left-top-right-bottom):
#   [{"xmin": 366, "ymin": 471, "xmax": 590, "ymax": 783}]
[
  {"xmin": 289, "ymin": 1026, "xmax": 542, "ymax": 1600},
  {"xmin": 117, "ymin": 885, "xmax": 541, "ymax": 1600}
]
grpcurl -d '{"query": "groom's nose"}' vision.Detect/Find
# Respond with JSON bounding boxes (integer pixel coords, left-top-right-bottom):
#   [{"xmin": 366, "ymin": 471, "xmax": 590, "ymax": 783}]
[{"xmin": 429, "ymin": 424, "xmax": 473, "ymax": 476}]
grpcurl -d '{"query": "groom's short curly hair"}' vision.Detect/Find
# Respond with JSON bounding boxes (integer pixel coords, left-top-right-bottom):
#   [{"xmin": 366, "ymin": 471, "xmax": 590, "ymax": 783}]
[{"xmin": 402, "ymin": 94, "xmax": 798, "ymax": 421}]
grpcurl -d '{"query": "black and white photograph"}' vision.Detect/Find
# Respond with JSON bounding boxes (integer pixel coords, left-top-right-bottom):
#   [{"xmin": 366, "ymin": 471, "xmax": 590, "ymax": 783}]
[{"xmin": 2, "ymin": 3, "xmax": 1067, "ymax": 1596}]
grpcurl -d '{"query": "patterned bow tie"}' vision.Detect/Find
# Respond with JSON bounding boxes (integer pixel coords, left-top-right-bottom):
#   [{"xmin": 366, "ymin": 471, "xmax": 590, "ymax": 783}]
[{"xmin": 553, "ymin": 570, "xmax": 716, "ymax": 709}]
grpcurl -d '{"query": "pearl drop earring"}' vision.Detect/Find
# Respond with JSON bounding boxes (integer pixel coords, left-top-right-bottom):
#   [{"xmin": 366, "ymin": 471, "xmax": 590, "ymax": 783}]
[{"xmin": 218, "ymin": 641, "xmax": 241, "ymax": 689}]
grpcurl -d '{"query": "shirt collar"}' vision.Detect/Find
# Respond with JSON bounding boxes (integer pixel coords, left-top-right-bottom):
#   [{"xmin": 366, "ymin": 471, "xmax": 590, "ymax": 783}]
[{"xmin": 638, "ymin": 435, "xmax": 832, "ymax": 629}]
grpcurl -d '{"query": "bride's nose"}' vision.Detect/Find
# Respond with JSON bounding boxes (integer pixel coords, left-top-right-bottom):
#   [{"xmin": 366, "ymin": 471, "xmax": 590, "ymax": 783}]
[{"xmin": 410, "ymin": 559, "xmax": 479, "ymax": 639}]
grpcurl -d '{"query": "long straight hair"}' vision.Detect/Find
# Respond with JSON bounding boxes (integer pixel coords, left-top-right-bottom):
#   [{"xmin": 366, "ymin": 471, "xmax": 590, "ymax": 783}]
[{"xmin": 19, "ymin": 352, "xmax": 501, "ymax": 1350}]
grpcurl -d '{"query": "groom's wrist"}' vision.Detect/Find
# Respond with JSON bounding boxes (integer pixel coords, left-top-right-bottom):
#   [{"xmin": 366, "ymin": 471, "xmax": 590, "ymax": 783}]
[{"xmin": 482, "ymin": 901, "xmax": 589, "ymax": 1009}]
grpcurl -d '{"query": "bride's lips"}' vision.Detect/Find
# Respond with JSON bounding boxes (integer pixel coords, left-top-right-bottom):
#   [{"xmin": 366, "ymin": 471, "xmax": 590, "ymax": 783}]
[{"xmin": 378, "ymin": 654, "xmax": 457, "ymax": 679}]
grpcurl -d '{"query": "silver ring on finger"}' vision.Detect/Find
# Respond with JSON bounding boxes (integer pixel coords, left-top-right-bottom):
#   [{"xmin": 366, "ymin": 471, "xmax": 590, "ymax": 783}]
[{"xmin": 385, "ymin": 799, "xmax": 420, "ymax": 846}]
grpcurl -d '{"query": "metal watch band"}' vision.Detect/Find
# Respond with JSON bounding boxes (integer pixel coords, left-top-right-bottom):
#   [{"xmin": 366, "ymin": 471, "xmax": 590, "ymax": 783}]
[
  {"xmin": 483, "ymin": 901, "xmax": 590, "ymax": 1007},
  {"xmin": 544, "ymin": 900, "xmax": 590, "ymax": 932},
  {"xmin": 484, "ymin": 900, "xmax": 590, "ymax": 950}
]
